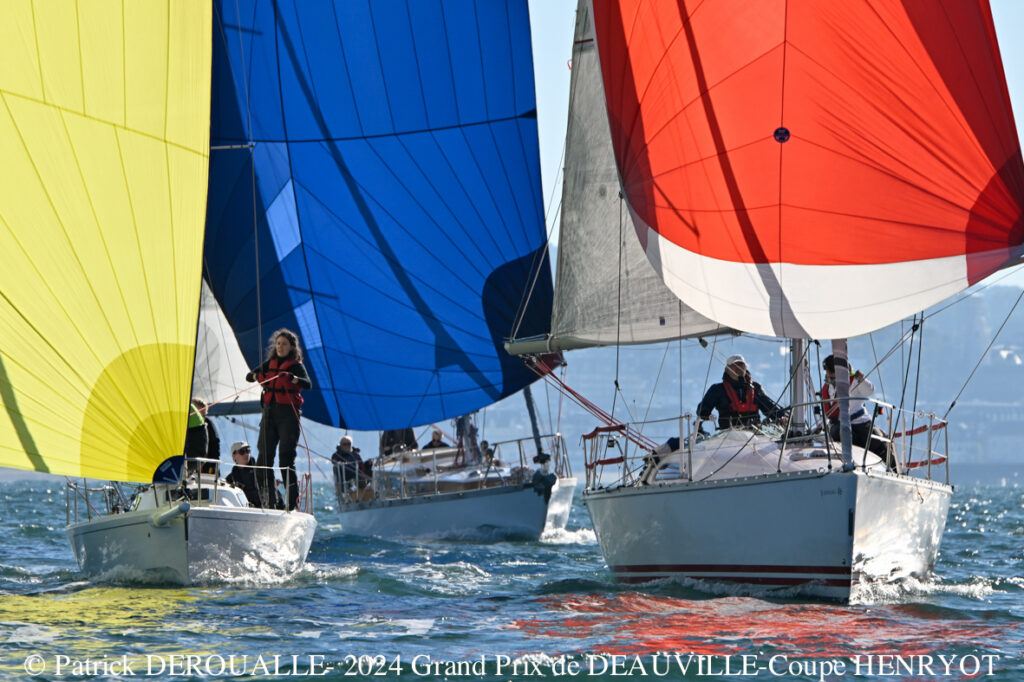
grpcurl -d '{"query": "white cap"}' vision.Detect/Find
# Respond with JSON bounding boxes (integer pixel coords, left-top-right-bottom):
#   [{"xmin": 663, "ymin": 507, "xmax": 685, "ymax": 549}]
[
  {"xmin": 725, "ymin": 354, "xmax": 747, "ymax": 367},
  {"xmin": 339, "ymin": 435, "xmax": 352, "ymax": 446},
  {"xmin": 230, "ymin": 441, "xmax": 250, "ymax": 454}
]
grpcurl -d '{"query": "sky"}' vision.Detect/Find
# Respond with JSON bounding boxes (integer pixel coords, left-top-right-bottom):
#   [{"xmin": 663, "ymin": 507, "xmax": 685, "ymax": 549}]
[{"xmin": 526, "ymin": 0, "xmax": 1024, "ymax": 287}]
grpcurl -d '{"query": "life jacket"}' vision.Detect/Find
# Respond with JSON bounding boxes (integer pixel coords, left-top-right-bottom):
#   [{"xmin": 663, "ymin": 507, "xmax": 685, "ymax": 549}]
[
  {"xmin": 821, "ymin": 384, "xmax": 839, "ymax": 419},
  {"xmin": 822, "ymin": 382, "xmax": 869, "ymax": 422},
  {"xmin": 723, "ymin": 381, "xmax": 757, "ymax": 416},
  {"xmin": 260, "ymin": 357, "xmax": 304, "ymax": 406}
]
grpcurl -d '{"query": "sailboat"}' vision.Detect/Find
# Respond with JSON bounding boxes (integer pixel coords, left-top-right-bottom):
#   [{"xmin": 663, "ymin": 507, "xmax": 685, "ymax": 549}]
[
  {"xmin": 203, "ymin": 0, "xmax": 573, "ymax": 541},
  {"xmin": 0, "ymin": 1, "xmax": 316, "ymax": 584},
  {"xmin": 510, "ymin": 0, "xmax": 1023, "ymax": 599}
]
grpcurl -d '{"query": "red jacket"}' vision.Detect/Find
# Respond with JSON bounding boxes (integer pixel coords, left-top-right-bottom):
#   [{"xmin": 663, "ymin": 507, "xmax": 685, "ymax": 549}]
[
  {"xmin": 821, "ymin": 384, "xmax": 838, "ymax": 419},
  {"xmin": 259, "ymin": 356, "xmax": 304, "ymax": 407}
]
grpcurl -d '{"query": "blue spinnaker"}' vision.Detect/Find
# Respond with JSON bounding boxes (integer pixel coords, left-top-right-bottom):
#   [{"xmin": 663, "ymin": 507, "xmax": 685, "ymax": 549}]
[{"xmin": 205, "ymin": 0, "xmax": 553, "ymax": 429}]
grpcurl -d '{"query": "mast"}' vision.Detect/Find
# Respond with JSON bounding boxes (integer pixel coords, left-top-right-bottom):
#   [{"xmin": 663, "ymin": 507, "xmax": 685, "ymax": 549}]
[
  {"xmin": 523, "ymin": 386, "xmax": 544, "ymax": 455},
  {"xmin": 789, "ymin": 339, "xmax": 808, "ymax": 433},
  {"xmin": 830, "ymin": 339, "xmax": 855, "ymax": 471}
]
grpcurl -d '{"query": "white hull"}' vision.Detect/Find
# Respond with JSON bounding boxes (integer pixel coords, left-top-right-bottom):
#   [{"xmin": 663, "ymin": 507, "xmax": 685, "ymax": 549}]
[
  {"xmin": 68, "ymin": 503, "xmax": 316, "ymax": 584},
  {"xmin": 546, "ymin": 476, "xmax": 578, "ymax": 530},
  {"xmin": 336, "ymin": 483, "xmax": 550, "ymax": 541},
  {"xmin": 585, "ymin": 468, "xmax": 951, "ymax": 600}
]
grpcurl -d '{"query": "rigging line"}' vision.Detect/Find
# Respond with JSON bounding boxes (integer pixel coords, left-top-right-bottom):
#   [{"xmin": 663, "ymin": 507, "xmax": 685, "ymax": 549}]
[
  {"xmin": 925, "ymin": 265, "xmax": 1024, "ymax": 318},
  {"xmin": 909, "ymin": 316, "xmax": 926, "ymax": 454},
  {"xmin": 641, "ymin": 342, "xmax": 673, "ymax": 434},
  {"xmin": 542, "ymin": 368, "xmax": 554, "ymax": 436},
  {"xmin": 544, "ymin": 144, "xmax": 567, "ymax": 227},
  {"xmin": 201, "ymin": 376, "xmax": 273, "ymax": 414},
  {"xmin": 679, "ymin": 302, "xmax": 684, "ymax": 421},
  {"xmin": 900, "ymin": 319, "xmax": 907, "ymax": 400},
  {"xmin": 700, "ymin": 335, "xmax": 718, "ymax": 410},
  {"xmin": 695, "ymin": 427, "xmax": 762, "ymax": 482},
  {"xmin": 768, "ymin": 339, "xmax": 808, "ymax": 410},
  {"xmin": 868, "ymin": 332, "xmax": 886, "ymax": 397},
  {"xmin": 511, "ymin": 233, "xmax": 552, "ymax": 339},
  {"xmin": 511, "ymin": 140, "xmax": 566, "ymax": 340},
  {"xmin": 611, "ymin": 194, "xmax": 624, "ymax": 418},
  {"xmin": 286, "ymin": 403, "xmax": 320, "ymax": 514},
  {"xmin": 861, "ymin": 324, "xmax": 919, "ymax": 380},
  {"xmin": 897, "ymin": 313, "xmax": 919, "ymax": 422},
  {"xmin": 615, "ymin": 381, "xmax": 642, "ymax": 430},
  {"xmin": 552, "ymin": 377, "xmax": 656, "ymax": 451},
  {"xmin": 943, "ymin": 286, "xmax": 1024, "ymax": 421},
  {"xmin": 530, "ymin": 358, "xmax": 656, "ymax": 450},
  {"xmin": 556, "ymin": 362, "xmax": 567, "ymax": 434}
]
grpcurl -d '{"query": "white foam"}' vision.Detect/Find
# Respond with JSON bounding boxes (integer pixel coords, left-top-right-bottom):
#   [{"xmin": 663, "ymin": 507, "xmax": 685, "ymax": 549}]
[
  {"xmin": 395, "ymin": 561, "xmax": 491, "ymax": 595},
  {"xmin": 851, "ymin": 575, "xmax": 997, "ymax": 604},
  {"xmin": 3, "ymin": 623, "xmax": 58, "ymax": 645},
  {"xmin": 541, "ymin": 528, "xmax": 597, "ymax": 545}
]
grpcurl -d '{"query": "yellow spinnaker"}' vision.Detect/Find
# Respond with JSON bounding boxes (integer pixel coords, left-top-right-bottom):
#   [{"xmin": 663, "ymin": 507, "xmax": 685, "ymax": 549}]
[{"xmin": 0, "ymin": 1, "xmax": 211, "ymax": 482}]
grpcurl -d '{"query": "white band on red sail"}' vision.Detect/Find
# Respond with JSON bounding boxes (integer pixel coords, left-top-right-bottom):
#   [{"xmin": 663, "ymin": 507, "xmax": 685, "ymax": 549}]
[{"xmin": 639, "ymin": 218, "xmax": 969, "ymax": 339}]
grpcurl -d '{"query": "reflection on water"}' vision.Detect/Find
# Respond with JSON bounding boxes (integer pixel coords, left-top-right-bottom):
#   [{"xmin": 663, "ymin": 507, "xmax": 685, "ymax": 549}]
[{"xmin": 511, "ymin": 591, "xmax": 1012, "ymax": 659}]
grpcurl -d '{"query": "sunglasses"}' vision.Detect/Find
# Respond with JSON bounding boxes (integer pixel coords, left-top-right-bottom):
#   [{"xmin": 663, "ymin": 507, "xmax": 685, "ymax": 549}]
[{"xmin": 234, "ymin": 447, "xmax": 251, "ymax": 454}]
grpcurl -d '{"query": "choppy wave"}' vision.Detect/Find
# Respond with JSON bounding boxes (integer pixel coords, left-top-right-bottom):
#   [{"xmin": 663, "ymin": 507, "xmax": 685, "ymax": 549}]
[{"xmin": 1, "ymin": 480, "xmax": 1022, "ymax": 680}]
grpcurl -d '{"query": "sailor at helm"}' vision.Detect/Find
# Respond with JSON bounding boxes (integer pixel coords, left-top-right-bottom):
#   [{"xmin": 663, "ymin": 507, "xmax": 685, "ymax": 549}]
[{"xmin": 697, "ymin": 355, "xmax": 786, "ymax": 430}]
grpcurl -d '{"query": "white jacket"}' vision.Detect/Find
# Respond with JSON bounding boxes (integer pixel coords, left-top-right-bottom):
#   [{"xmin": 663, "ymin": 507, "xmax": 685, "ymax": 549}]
[{"xmin": 826, "ymin": 375, "xmax": 875, "ymax": 424}]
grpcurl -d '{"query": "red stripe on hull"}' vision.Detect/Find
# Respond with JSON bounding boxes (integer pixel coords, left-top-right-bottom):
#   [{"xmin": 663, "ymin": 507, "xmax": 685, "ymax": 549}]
[
  {"xmin": 611, "ymin": 563, "xmax": 851, "ymax": 575},
  {"xmin": 616, "ymin": 575, "xmax": 852, "ymax": 588},
  {"xmin": 612, "ymin": 564, "xmax": 853, "ymax": 588}
]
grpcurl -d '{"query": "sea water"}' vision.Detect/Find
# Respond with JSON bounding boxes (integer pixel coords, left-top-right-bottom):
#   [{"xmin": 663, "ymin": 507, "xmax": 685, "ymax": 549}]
[{"xmin": 0, "ymin": 478, "xmax": 1021, "ymax": 681}]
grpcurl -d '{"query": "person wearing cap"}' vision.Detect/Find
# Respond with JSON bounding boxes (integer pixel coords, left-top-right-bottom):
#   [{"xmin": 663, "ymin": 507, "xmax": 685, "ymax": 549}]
[
  {"xmin": 697, "ymin": 354, "xmax": 786, "ymax": 430},
  {"xmin": 225, "ymin": 441, "xmax": 268, "ymax": 508},
  {"xmin": 421, "ymin": 428, "xmax": 449, "ymax": 450}
]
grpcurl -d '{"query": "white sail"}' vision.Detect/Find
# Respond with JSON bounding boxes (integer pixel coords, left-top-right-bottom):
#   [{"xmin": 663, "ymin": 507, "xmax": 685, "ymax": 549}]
[
  {"xmin": 191, "ymin": 281, "xmax": 252, "ymax": 408},
  {"xmin": 508, "ymin": 0, "xmax": 726, "ymax": 355}
]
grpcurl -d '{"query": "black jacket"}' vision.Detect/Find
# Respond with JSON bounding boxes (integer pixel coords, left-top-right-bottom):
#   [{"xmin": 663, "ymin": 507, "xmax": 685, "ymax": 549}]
[
  {"xmin": 698, "ymin": 373, "xmax": 784, "ymax": 430},
  {"xmin": 226, "ymin": 462, "xmax": 264, "ymax": 507},
  {"xmin": 332, "ymin": 447, "xmax": 363, "ymax": 488},
  {"xmin": 380, "ymin": 428, "xmax": 417, "ymax": 454}
]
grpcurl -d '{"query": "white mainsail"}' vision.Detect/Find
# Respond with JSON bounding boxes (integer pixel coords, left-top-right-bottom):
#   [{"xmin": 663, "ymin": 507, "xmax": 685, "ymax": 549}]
[{"xmin": 509, "ymin": 0, "xmax": 726, "ymax": 355}]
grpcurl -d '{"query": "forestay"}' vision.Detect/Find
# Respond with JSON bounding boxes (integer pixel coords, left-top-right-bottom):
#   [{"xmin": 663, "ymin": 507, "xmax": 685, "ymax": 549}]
[
  {"xmin": 206, "ymin": 0, "xmax": 553, "ymax": 429},
  {"xmin": 592, "ymin": 0, "xmax": 1024, "ymax": 339}
]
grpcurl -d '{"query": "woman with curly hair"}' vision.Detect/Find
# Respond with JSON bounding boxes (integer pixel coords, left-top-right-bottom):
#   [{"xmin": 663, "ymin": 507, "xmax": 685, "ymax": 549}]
[{"xmin": 245, "ymin": 329, "xmax": 312, "ymax": 510}]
